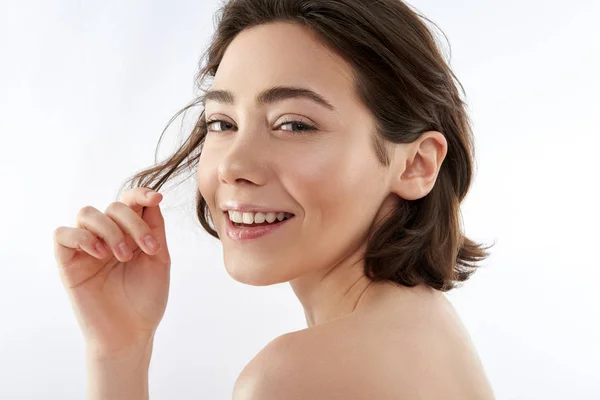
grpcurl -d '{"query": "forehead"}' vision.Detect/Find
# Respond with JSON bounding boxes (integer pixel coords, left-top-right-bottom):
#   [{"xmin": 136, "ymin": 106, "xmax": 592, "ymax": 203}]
[{"xmin": 210, "ymin": 22, "xmax": 356, "ymax": 104}]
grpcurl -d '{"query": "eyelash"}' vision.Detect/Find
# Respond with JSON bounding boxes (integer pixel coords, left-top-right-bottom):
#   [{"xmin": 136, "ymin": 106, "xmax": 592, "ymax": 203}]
[{"xmin": 203, "ymin": 117, "xmax": 317, "ymax": 134}]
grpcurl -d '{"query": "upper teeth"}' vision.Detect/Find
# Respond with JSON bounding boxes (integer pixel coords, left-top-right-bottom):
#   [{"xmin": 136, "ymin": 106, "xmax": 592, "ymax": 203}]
[{"xmin": 228, "ymin": 211, "xmax": 293, "ymax": 224}]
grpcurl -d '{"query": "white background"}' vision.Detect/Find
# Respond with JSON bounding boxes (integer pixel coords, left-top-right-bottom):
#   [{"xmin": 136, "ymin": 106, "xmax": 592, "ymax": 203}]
[{"xmin": 1, "ymin": 0, "xmax": 598, "ymax": 399}]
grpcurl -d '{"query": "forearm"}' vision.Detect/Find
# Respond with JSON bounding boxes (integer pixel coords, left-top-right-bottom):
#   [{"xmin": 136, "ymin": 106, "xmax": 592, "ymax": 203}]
[{"xmin": 85, "ymin": 341, "xmax": 154, "ymax": 400}]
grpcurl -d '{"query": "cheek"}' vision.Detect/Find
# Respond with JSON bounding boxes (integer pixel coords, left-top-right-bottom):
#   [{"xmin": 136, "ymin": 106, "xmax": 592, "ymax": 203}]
[
  {"xmin": 285, "ymin": 144, "xmax": 374, "ymax": 217},
  {"xmin": 288, "ymin": 148, "xmax": 385, "ymax": 251},
  {"xmin": 287, "ymin": 147, "xmax": 338, "ymax": 204}
]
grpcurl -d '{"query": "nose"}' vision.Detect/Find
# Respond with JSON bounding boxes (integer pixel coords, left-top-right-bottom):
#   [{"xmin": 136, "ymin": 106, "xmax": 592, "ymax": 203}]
[{"xmin": 217, "ymin": 127, "xmax": 269, "ymax": 187}]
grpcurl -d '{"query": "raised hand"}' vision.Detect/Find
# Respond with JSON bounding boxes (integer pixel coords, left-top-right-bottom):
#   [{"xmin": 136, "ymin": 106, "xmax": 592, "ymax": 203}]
[{"xmin": 53, "ymin": 187, "xmax": 171, "ymax": 360}]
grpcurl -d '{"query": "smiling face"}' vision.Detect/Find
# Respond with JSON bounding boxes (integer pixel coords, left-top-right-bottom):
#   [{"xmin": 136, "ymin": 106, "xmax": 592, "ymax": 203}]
[{"xmin": 197, "ymin": 21, "xmax": 400, "ymax": 286}]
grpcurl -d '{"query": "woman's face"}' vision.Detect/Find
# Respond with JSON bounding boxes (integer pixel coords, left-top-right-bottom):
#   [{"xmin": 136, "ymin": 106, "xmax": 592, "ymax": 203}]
[{"xmin": 197, "ymin": 22, "xmax": 399, "ymax": 286}]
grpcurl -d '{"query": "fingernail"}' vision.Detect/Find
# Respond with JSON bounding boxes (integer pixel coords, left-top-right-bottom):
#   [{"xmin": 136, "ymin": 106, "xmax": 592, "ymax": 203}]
[
  {"xmin": 95, "ymin": 242, "xmax": 107, "ymax": 255},
  {"xmin": 118, "ymin": 242, "xmax": 131, "ymax": 257},
  {"xmin": 143, "ymin": 234, "xmax": 159, "ymax": 251},
  {"xmin": 146, "ymin": 191, "xmax": 155, "ymax": 198}
]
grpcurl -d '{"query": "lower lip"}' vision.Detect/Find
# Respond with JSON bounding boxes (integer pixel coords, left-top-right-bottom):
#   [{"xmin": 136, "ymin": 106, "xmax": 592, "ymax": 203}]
[{"xmin": 224, "ymin": 213, "xmax": 294, "ymax": 241}]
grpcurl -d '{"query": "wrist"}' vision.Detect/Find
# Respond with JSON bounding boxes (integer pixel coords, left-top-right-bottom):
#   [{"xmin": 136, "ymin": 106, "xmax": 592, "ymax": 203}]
[
  {"xmin": 85, "ymin": 339, "xmax": 154, "ymax": 400},
  {"xmin": 85, "ymin": 334, "xmax": 155, "ymax": 363}
]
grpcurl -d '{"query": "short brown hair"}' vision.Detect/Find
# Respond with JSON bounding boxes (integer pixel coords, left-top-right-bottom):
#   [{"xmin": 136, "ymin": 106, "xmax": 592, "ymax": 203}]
[{"xmin": 120, "ymin": 0, "xmax": 491, "ymax": 291}]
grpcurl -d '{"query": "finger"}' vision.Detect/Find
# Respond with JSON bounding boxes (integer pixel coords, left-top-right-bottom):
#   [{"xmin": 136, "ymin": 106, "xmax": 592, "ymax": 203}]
[
  {"xmin": 119, "ymin": 187, "xmax": 163, "ymax": 218},
  {"xmin": 105, "ymin": 201, "xmax": 161, "ymax": 255},
  {"xmin": 75, "ymin": 206, "xmax": 134, "ymax": 262},
  {"xmin": 140, "ymin": 203, "xmax": 170, "ymax": 264},
  {"xmin": 121, "ymin": 187, "xmax": 168, "ymax": 262},
  {"xmin": 53, "ymin": 226, "xmax": 110, "ymax": 266}
]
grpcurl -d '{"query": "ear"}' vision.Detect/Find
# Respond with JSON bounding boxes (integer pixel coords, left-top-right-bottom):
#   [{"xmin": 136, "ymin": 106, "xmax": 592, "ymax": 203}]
[{"xmin": 390, "ymin": 131, "xmax": 448, "ymax": 201}]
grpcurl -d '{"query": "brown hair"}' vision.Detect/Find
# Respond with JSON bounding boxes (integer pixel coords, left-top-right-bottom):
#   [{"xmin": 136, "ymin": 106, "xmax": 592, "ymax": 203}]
[{"xmin": 119, "ymin": 0, "xmax": 491, "ymax": 291}]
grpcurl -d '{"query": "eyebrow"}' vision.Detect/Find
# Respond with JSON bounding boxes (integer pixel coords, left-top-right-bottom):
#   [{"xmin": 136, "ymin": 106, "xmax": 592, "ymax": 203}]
[{"xmin": 200, "ymin": 85, "xmax": 336, "ymax": 112}]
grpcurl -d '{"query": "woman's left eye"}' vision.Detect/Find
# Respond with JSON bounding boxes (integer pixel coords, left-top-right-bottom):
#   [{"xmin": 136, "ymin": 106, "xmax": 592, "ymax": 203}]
[{"xmin": 279, "ymin": 120, "xmax": 317, "ymax": 133}]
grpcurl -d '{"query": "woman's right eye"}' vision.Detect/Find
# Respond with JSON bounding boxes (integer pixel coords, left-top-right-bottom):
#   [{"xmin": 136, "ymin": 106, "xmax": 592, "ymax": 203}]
[{"xmin": 206, "ymin": 119, "xmax": 236, "ymax": 133}]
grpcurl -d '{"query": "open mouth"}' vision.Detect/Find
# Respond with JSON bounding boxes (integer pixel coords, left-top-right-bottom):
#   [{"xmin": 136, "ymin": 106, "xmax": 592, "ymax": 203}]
[
  {"xmin": 232, "ymin": 216, "xmax": 293, "ymax": 228},
  {"xmin": 225, "ymin": 211, "xmax": 294, "ymax": 228}
]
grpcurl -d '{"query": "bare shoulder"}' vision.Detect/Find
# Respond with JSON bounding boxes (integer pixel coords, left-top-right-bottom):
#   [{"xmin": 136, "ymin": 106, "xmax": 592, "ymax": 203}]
[{"xmin": 233, "ymin": 286, "xmax": 495, "ymax": 400}]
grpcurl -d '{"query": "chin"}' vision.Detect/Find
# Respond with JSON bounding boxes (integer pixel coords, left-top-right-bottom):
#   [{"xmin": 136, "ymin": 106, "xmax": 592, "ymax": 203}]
[{"xmin": 223, "ymin": 257, "xmax": 291, "ymax": 286}]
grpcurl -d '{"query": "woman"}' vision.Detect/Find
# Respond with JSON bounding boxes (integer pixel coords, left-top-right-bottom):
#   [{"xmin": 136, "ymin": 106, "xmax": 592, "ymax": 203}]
[{"xmin": 53, "ymin": 0, "xmax": 496, "ymax": 398}]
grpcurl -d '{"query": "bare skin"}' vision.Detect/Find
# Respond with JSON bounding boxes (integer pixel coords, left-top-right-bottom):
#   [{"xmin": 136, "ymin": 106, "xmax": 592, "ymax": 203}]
[
  {"xmin": 53, "ymin": 20, "xmax": 494, "ymax": 400},
  {"xmin": 196, "ymin": 21, "xmax": 494, "ymax": 399},
  {"xmin": 234, "ymin": 283, "xmax": 496, "ymax": 399},
  {"xmin": 54, "ymin": 187, "xmax": 171, "ymax": 400}
]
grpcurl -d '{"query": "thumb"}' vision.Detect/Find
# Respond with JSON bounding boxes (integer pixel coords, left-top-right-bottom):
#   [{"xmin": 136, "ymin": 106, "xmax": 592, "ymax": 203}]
[{"xmin": 142, "ymin": 203, "xmax": 170, "ymax": 262}]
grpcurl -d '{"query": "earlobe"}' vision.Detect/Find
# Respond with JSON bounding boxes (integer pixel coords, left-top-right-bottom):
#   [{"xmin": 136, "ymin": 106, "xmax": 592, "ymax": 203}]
[{"xmin": 390, "ymin": 131, "xmax": 447, "ymax": 201}]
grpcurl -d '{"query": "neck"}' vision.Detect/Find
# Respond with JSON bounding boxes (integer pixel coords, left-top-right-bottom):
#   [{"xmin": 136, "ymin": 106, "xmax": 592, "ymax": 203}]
[{"xmin": 288, "ymin": 245, "xmax": 381, "ymax": 327}]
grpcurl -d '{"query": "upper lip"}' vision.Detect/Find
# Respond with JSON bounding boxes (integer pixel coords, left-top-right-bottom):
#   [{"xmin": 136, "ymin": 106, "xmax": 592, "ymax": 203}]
[{"xmin": 220, "ymin": 202, "xmax": 294, "ymax": 215}]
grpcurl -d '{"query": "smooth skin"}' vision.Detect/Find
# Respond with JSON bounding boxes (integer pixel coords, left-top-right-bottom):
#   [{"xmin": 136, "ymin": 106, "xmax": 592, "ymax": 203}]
[
  {"xmin": 53, "ymin": 21, "xmax": 494, "ymax": 400},
  {"xmin": 53, "ymin": 188, "xmax": 170, "ymax": 399},
  {"xmin": 197, "ymin": 21, "xmax": 494, "ymax": 399},
  {"xmin": 234, "ymin": 285, "xmax": 495, "ymax": 399}
]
